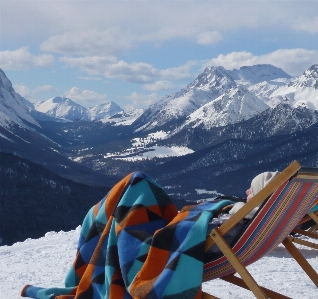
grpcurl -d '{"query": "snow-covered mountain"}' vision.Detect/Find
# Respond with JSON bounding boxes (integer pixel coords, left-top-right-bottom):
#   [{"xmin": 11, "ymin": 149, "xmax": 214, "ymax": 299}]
[
  {"xmin": 134, "ymin": 64, "xmax": 318, "ymax": 134},
  {"xmin": 87, "ymin": 101, "xmax": 123, "ymax": 121},
  {"xmin": 177, "ymin": 87, "xmax": 268, "ymax": 130},
  {"xmin": 18, "ymin": 63, "xmax": 318, "ymax": 134},
  {"xmin": 267, "ymin": 64, "xmax": 318, "ymax": 109},
  {"xmin": 247, "ymin": 81, "xmax": 282, "ymax": 104},
  {"xmin": 133, "ymin": 64, "xmax": 292, "ymax": 132},
  {"xmin": 22, "ymin": 98, "xmax": 67, "ymax": 122},
  {"xmin": 34, "ymin": 97, "xmax": 132, "ymax": 123},
  {"xmin": 290, "ymin": 64, "xmax": 318, "ymax": 89},
  {"xmin": 0, "ymin": 68, "xmax": 39, "ymax": 129},
  {"xmin": 35, "ymin": 97, "xmax": 90, "ymax": 121},
  {"xmin": 133, "ymin": 66, "xmax": 237, "ymax": 131}
]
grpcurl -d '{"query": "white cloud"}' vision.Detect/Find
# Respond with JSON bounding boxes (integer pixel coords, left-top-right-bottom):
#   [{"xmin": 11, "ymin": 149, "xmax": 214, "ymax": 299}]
[
  {"xmin": 64, "ymin": 87, "xmax": 108, "ymax": 107},
  {"xmin": 60, "ymin": 55, "xmax": 194, "ymax": 84},
  {"xmin": 143, "ymin": 81, "xmax": 175, "ymax": 91},
  {"xmin": 41, "ymin": 28, "xmax": 133, "ymax": 56},
  {"xmin": 13, "ymin": 84, "xmax": 55, "ymax": 103},
  {"xmin": 13, "ymin": 84, "xmax": 32, "ymax": 98},
  {"xmin": 60, "ymin": 56, "xmax": 155, "ymax": 83},
  {"xmin": 40, "ymin": 24, "xmax": 223, "ymax": 58},
  {"xmin": 293, "ymin": 16, "xmax": 318, "ymax": 34},
  {"xmin": 6, "ymin": 2, "xmax": 309, "ymax": 62},
  {"xmin": 79, "ymin": 77, "xmax": 102, "ymax": 81},
  {"xmin": 2, "ymin": 2, "xmax": 317, "ymax": 46},
  {"xmin": 0, "ymin": 47, "xmax": 54, "ymax": 70},
  {"xmin": 196, "ymin": 31, "xmax": 223, "ymax": 46},
  {"xmin": 204, "ymin": 49, "xmax": 318, "ymax": 76},
  {"xmin": 205, "ymin": 51, "xmax": 256, "ymax": 70},
  {"xmin": 34, "ymin": 85, "xmax": 55, "ymax": 92},
  {"xmin": 125, "ymin": 92, "xmax": 161, "ymax": 111},
  {"xmin": 159, "ymin": 61, "xmax": 197, "ymax": 81}
]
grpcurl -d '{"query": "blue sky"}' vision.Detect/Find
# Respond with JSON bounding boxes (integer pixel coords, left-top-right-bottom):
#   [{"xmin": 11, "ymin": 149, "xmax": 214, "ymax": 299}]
[{"xmin": 1, "ymin": 0, "xmax": 318, "ymax": 111}]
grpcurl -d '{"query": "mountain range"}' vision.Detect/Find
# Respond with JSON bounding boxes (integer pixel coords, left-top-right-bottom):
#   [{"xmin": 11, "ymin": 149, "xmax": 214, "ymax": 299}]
[
  {"xmin": 1, "ymin": 63, "xmax": 318, "ymax": 206},
  {"xmin": 2, "ymin": 63, "xmax": 318, "ymax": 244},
  {"xmin": 133, "ymin": 64, "xmax": 318, "ymax": 134},
  {"xmin": 33, "ymin": 97, "xmax": 126, "ymax": 122}
]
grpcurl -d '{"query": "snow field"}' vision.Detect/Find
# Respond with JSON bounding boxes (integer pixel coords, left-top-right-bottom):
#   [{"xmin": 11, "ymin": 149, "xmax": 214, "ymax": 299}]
[{"xmin": 1, "ymin": 227, "xmax": 317, "ymax": 298}]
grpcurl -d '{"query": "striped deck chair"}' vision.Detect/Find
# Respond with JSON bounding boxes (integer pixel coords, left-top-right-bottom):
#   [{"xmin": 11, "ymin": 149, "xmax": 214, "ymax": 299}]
[
  {"xmin": 295, "ymin": 204, "xmax": 318, "ymax": 233},
  {"xmin": 297, "ymin": 207, "xmax": 318, "ymax": 237},
  {"xmin": 202, "ymin": 160, "xmax": 318, "ymax": 299},
  {"xmin": 291, "ymin": 213, "xmax": 318, "ymax": 251}
]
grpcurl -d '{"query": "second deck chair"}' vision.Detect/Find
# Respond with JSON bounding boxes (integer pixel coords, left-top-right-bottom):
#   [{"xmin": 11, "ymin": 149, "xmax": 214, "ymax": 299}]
[
  {"xmin": 202, "ymin": 160, "xmax": 318, "ymax": 299},
  {"xmin": 290, "ymin": 202, "xmax": 318, "ymax": 250}
]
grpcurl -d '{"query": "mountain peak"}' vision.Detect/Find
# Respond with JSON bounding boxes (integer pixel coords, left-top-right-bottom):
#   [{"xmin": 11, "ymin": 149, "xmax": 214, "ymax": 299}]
[
  {"xmin": 0, "ymin": 68, "xmax": 39, "ymax": 128},
  {"xmin": 0, "ymin": 68, "xmax": 14, "ymax": 92},
  {"xmin": 34, "ymin": 98, "xmax": 126, "ymax": 122},
  {"xmin": 88, "ymin": 101, "xmax": 124, "ymax": 120},
  {"xmin": 306, "ymin": 64, "xmax": 318, "ymax": 74},
  {"xmin": 303, "ymin": 64, "xmax": 318, "ymax": 81},
  {"xmin": 187, "ymin": 66, "xmax": 236, "ymax": 91},
  {"xmin": 177, "ymin": 86, "xmax": 268, "ymax": 130},
  {"xmin": 35, "ymin": 97, "xmax": 89, "ymax": 121},
  {"xmin": 133, "ymin": 64, "xmax": 290, "ymax": 132},
  {"xmin": 133, "ymin": 66, "xmax": 237, "ymax": 131},
  {"xmin": 289, "ymin": 64, "xmax": 318, "ymax": 89}
]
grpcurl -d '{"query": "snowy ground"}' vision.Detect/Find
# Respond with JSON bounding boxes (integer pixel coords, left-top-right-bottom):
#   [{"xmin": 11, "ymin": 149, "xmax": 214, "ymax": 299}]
[{"xmin": 0, "ymin": 227, "xmax": 317, "ymax": 299}]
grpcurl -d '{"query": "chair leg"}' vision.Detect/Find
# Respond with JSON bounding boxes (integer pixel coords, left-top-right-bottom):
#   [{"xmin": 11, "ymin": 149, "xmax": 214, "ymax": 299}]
[
  {"xmin": 292, "ymin": 227, "xmax": 318, "ymax": 240},
  {"xmin": 308, "ymin": 212, "xmax": 318, "ymax": 233},
  {"xmin": 308, "ymin": 224, "xmax": 318, "ymax": 233},
  {"xmin": 209, "ymin": 229, "xmax": 268, "ymax": 299},
  {"xmin": 283, "ymin": 237, "xmax": 318, "ymax": 287},
  {"xmin": 289, "ymin": 235, "xmax": 318, "ymax": 249},
  {"xmin": 309, "ymin": 212, "xmax": 318, "ymax": 225}
]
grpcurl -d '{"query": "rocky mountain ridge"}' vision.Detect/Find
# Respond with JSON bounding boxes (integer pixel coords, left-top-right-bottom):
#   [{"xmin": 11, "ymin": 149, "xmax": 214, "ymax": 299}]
[
  {"xmin": 133, "ymin": 64, "xmax": 318, "ymax": 134},
  {"xmin": 6, "ymin": 63, "xmax": 317, "ymax": 135}
]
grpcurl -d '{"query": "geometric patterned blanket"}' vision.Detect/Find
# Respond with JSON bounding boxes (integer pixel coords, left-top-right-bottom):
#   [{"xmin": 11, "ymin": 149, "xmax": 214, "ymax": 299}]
[{"xmin": 21, "ymin": 171, "xmax": 233, "ymax": 299}]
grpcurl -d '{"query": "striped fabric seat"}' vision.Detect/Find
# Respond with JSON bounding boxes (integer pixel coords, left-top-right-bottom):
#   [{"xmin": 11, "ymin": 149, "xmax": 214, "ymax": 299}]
[{"xmin": 202, "ymin": 161, "xmax": 318, "ymax": 299}]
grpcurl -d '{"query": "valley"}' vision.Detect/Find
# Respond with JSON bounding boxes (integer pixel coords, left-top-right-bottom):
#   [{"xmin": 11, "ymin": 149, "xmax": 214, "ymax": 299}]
[{"xmin": 1, "ymin": 64, "xmax": 318, "ymax": 244}]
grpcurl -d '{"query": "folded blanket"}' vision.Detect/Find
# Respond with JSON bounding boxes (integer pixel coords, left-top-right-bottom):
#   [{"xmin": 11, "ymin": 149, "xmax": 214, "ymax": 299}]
[{"xmin": 21, "ymin": 171, "xmax": 233, "ymax": 299}]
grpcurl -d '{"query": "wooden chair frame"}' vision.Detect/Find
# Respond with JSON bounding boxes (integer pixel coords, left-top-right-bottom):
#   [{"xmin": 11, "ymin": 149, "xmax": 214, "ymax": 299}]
[{"xmin": 202, "ymin": 161, "xmax": 318, "ymax": 299}]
